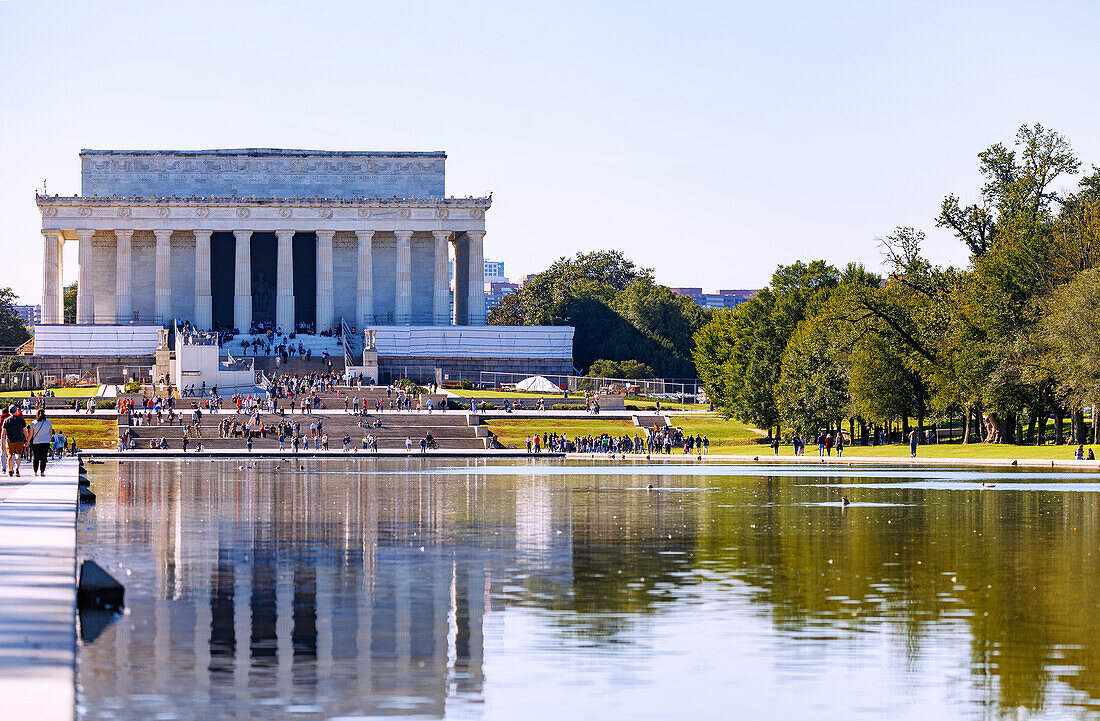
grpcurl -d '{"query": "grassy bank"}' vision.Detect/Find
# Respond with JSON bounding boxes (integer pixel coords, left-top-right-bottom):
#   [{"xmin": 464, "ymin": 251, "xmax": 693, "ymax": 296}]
[
  {"xmin": 720, "ymin": 441, "xmax": 1098, "ymax": 461},
  {"xmin": 484, "ymin": 414, "xmax": 1094, "ymax": 461},
  {"xmin": 0, "ymin": 387, "xmax": 102, "ymax": 398},
  {"xmin": 485, "ymin": 415, "xmax": 764, "ymax": 449},
  {"xmin": 453, "ymin": 389, "xmax": 705, "ymax": 410},
  {"xmin": 48, "ymin": 417, "xmax": 117, "ymax": 449},
  {"xmin": 485, "ymin": 419, "xmax": 636, "ymax": 448}
]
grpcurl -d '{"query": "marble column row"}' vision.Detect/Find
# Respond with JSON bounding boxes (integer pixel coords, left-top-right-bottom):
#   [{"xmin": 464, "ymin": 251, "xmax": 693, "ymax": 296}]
[{"xmin": 45, "ymin": 228, "xmax": 486, "ymax": 329}]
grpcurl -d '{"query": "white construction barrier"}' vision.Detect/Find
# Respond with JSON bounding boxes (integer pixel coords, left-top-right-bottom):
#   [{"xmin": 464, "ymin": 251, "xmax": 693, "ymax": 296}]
[
  {"xmin": 32, "ymin": 325, "xmax": 161, "ymax": 356},
  {"xmin": 370, "ymin": 326, "xmax": 573, "ymax": 359}
]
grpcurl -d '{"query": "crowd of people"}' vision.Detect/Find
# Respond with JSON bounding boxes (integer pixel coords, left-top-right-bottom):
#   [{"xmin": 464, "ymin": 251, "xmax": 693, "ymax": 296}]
[
  {"xmin": 521, "ymin": 426, "xmax": 708, "ymax": 454},
  {"xmin": 0, "ymin": 406, "xmax": 74, "ymax": 477}
]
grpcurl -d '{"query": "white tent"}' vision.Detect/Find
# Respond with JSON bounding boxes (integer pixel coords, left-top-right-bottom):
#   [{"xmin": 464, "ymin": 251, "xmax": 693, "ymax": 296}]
[{"xmin": 516, "ymin": 375, "xmax": 560, "ymax": 393}]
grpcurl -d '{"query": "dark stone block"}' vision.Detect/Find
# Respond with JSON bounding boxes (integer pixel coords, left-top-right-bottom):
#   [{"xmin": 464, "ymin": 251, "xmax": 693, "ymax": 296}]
[{"xmin": 78, "ymin": 559, "xmax": 125, "ymax": 611}]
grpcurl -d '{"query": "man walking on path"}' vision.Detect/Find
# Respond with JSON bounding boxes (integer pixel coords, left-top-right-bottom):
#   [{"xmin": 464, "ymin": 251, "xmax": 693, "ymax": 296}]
[
  {"xmin": 1, "ymin": 406, "xmax": 28, "ymax": 477},
  {"xmin": 908, "ymin": 429, "xmax": 918, "ymax": 458}
]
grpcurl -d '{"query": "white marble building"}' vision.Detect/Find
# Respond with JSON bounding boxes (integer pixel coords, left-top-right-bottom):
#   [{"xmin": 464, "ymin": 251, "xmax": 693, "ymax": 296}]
[{"xmin": 37, "ymin": 149, "xmax": 490, "ymax": 332}]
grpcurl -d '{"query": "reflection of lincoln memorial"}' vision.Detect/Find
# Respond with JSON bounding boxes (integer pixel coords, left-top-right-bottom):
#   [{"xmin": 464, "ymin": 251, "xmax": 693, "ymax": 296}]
[{"xmin": 77, "ymin": 462, "xmax": 571, "ymax": 718}]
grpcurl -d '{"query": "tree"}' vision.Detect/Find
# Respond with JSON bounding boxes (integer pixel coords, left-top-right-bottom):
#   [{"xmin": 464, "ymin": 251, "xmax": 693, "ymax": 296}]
[
  {"xmin": 588, "ymin": 359, "xmax": 655, "ymax": 379},
  {"xmin": 0, "ymin": 356, "xmax": 37, "ymax": 373},
  {"xmin": 64, "ymin": 282, "xmax": 77, "ymax": 324},
  {"xmin": 0, "ymin": 288, "xmax": 31, "ymax": 349},
  {"xmin": 937, "ymin": 123, "xmax": 1080, "ymax": 258},
  {"xmin": 486, "ymin": 292, "xmax": 524, "ymax": 325},
  {"xmin": 776, "ymin": 315, "xmax": 850, "ymax": 436},
  {"xmin": 1039, "ymin": 267, "xmax": 1100, "ymax": 408},
  {"xmin": 492, "ymin": 251, "xmax": 702, "ymax": 376},
  {"xmin": 693, "ymin": 261, "xmax": 839, "ymax": 435}
]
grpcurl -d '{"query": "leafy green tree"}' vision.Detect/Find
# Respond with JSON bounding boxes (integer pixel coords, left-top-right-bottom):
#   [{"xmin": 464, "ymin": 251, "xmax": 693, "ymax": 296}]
[
  {"xmin": 486, "ymin": 292, "xmax": 524, "ymax": 325},
  {"xmin": 612, "ymin": 276, "xmax": 710, "ymax": 352},
  {"xmin": 588, "ymin": 359, "xmax": 655, "ymax": 379},
  {"xmin": 937, "ymin": 123, "xmax": 1080, "ymax": 258},
  {"xmin": 491, "ymin": 251, "xmax": 701, "ymax": 376},
  {"xmin": 0, "ymin": 288, "xmax": 31, "ymax": 348},
  {"xmin": 0, "ymin": 356, "xmax": 38, "ymax": 373},
  {"xmin": 693, "ymin": 261, "xmax": 839, "ymax": 436},
  {"xmin": 1039, "ymin": 267, "xmax": 1100, "ymax": 408},
  {"xmin": 63, "ymin": 282, "xmax": 77, "ymax": 324},
  {"xmin": 776, "ymin": 315, "xmax": 850, "ymax": 436}
]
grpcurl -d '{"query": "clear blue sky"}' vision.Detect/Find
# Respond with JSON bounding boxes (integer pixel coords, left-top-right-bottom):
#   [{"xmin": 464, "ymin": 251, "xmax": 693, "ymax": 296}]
[{"xmin": 2, "ymin": 0, "xmax": 1099, "ymax": 305}]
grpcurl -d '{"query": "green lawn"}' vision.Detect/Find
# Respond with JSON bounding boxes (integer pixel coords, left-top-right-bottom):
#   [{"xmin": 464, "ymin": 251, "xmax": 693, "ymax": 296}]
[
  {"xmin": 667, "ymin": 415, "xmax": 768, "ymax": 448},
  {"xmin": 485, "ymin": 418, "xmax": 636, "ymax": 448},
  {"xmin": 729, "ymin": 441, "xmax": 1098, "ymax": 461},
  {"xmin": 0, "ymin": 387, "xmax": 102, "ymax": 398},
  {"xmin": 49, "ymin": 417, "xmax": 117, "ymax": 449},
  {"xmin": 454, "ymin": 389, "xmax": 570, "ymax": 400},
  {"xmin": 452, "ymin": 389, "xmax": 706, "ymax": 410}
]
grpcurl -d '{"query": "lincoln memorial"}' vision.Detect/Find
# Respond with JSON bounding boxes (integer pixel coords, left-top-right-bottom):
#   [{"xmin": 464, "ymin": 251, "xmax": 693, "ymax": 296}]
[
  {"xmin": 32, "ymin": 148, "xmax": 574, "ymax": 381},
  {"xmin": 37, "ymin": 149, "xmax": 490, "ymax": 331}
]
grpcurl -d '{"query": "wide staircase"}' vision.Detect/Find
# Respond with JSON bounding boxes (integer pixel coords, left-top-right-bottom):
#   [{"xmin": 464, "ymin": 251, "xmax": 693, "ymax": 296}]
[{"xmin": 119, "ymin": 387, "xmax": 486, "ymax": 451}]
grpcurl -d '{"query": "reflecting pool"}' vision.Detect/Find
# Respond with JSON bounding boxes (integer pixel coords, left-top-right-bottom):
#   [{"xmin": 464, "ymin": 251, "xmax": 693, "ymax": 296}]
[{"xmin": 76, "ymin": 459, "xmax": 1100, "ymax": 720}]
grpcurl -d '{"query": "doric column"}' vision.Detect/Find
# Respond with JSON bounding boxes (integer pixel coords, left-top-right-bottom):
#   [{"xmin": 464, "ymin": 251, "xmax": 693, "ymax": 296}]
[
  {"xmin": 432, "ymin": 230, "xmax": 451, "ymax": 325},
  {"xmin": 115, "ymin": 229, "xmax": 133, "ymax": 324},
  {"xmin": 41, "ymin": 230, "xmax": 63, "ymax": 324},
  {"xmin": 394, "ymin": 230, "xmax": 413, "ymax": 325},
  {"xmin": 76, "ymin": 229, "xmax": 95, "ymax": 324},
  {"xmin": 193, "ymin": 230, "xmax": 212, "ymax": 329},
  {"xmin": 233, "ymin": 230, "xmax": 252, "ymax": 332},
  {"xmin": 355, "ymin": 230, "xmax": 374, "ymax": 327},
  {"xmin": 154, "ymin": 229, "xmax": 173, "ymax": 324},
  {"xmin": 275, "ymin": 230, "xmax": 295, "ymax": 334},
  {"xmin": 315, "ymin": 230, "xmax": 335, "ymax": 332},
  {"xmin": 466, "ymin": 230, "xmax": 486, "ymax": 325}
]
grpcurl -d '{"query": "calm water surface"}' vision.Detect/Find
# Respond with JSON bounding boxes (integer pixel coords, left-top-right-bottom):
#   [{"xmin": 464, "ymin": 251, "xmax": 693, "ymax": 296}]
[{"xmin": 76, "ymin": 459, "xmax": 1100, "ymax": 720}]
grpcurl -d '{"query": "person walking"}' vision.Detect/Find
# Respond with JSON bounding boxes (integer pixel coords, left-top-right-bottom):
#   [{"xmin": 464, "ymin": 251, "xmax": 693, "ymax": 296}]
[
  {"xmin": 1, "ymin": 406, "xmax": 28, "ymax": 477},
  {"xmin": 835, "ymin": 431, "xmax": 844, "ymax": 457},
  {"xmin": 28, "ymin": 409, "xmax": 53, "ymax": 476},
  {"xmin": 908, "ymin": 429, "xmax": 918, "ymax": 458}
]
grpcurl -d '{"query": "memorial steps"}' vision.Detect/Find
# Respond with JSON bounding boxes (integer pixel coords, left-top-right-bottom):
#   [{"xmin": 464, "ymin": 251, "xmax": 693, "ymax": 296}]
[{"xmin": 118, "ymin": 407, "xmax": 490, "ymax": 451}]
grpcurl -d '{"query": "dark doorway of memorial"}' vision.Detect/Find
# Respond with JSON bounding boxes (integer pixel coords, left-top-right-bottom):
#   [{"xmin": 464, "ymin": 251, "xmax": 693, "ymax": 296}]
[
  {"xmin": 210, "ymin": 232, "xmax": 235, "ymax": 330},
  {"xmin": 250, "ymin": 232, "xmax": 277, "ymax": 328},
  {"xmin": 292, "ymin": 232, "xmax": 317, "ymax": 333}
]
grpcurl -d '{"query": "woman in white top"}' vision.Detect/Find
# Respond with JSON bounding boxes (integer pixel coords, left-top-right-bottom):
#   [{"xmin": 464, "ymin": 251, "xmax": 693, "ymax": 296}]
[{"xmin": 28, "ymin": 409, "xmax": 54, "ymax": 476}]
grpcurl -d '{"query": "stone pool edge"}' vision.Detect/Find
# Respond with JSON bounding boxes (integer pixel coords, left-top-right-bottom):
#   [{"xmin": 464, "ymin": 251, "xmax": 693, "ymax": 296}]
[
  {"xmin": 78, "ymin": 450, "xmax": 565, "ymax": 459},
  {"xmin": 0, "ymin": 457, "xmax": 79, "ymax": 721}
]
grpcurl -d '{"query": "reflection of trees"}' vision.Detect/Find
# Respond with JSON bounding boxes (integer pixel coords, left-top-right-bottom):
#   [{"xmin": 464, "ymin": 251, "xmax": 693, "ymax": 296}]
[
  {"xmin": 84, "ymin": 461, "xmax": 1100, "ymax": 716},
  {"xmin": 685, "ymin": 477, "xmax": 1100, "ymax": 714}
]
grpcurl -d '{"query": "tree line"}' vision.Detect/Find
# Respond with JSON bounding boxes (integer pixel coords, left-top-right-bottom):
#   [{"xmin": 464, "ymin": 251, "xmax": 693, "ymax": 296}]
[
  {"xmin": 694, "ymin": 124, "xmax": 1100, "ymax": 445},
  {"xmin": 488, "ymin": 250, "xmax": 711, "ymax": 378}
]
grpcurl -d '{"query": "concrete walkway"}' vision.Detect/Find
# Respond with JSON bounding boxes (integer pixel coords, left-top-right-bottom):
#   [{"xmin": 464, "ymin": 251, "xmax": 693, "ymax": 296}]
[{"xmin": 0, "ymin": 457, "xmax": 78, "ymax": 721}]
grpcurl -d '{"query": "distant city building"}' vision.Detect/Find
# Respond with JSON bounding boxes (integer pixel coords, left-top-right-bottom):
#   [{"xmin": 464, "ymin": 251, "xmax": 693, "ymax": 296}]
[
  {"xmin": 452, "ymin": 258, "xmax": 511, "ymax": 309},
  {"xmin": 485, "ymin": 281, "xmax": 520, "ymax": 311},
  {"xmin": 671, "ymin": 287, "xmax": 757, "ymax": 310},
  {"xmin": 484, "ymin": 260, "xmax": 507, "ymax": 283},
  {"xmin": 13, "ymin": 304, "xmax": 41, "ymax": 324}
]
